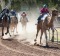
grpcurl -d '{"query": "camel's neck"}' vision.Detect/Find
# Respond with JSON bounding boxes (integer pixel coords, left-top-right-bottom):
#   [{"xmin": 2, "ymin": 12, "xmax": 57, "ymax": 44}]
[{"xmin": 50, "ymin": 15, "xmax": 56, "ymax": 23}]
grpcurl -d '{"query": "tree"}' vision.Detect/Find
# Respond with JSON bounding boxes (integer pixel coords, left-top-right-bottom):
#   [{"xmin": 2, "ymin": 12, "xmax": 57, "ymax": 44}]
[
  {"xmin": 0, "ymin": 0, "xmax": 60, "ymax": 11},
  {"xmin": 0, "ymin": 0, "xmax": 5, "ymax": 10}
]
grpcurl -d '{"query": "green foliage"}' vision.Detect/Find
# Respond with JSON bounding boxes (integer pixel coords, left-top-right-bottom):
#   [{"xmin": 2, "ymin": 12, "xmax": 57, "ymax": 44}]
[
  {"xmin": 1, "ymin": 0, "xmax": 60, "ymax": 11},
  {"xmin": 0, "ymin": 5, "xmax": 2, "ymax": 12},
  {"xmin": 4, "ymin": 0, "xmax": 8, "ymax": 5},
  {"xmin": 11, "ymin": 0, "xmax": 21, "ymax": 11}
]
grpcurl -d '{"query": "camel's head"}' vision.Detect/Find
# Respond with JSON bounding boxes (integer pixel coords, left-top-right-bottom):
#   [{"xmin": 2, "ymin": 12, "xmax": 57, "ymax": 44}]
[{"xmin": 52, "ymin": 9, "xmax": 58, "ymax": 16}]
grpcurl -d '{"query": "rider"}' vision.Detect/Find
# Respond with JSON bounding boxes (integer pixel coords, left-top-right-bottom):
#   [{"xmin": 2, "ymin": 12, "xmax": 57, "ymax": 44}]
[
  {"xmin": 21, "ymin": 12, "xmax": 26, "ymax": 17},
  {"xmin": 0, "ymin": 6, "xmax": 9, "ymax": 19},
  {"xmin": 3, "ymin": 6, "xmax": 10, "ymax": 23},
  {"xmin": 10, "ymin": 9, "xmax": 18, "ymax": 22},
  {"xmin": 10, "ymin": 9, "xmax": 16, "ymax": 16},
  {"xmin": 37, "ymin": 4, "xmax": 49, "ymax": 24},
  {"xmin": 20, "ymin": 11, "xmax": 28, "ymax": 22}
]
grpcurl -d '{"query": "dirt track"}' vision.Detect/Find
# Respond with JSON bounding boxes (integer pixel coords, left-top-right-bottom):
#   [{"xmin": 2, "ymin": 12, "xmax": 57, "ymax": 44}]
[{"xmin": 0, "ymin": 37, "xmax": 60, "ymax": 56}]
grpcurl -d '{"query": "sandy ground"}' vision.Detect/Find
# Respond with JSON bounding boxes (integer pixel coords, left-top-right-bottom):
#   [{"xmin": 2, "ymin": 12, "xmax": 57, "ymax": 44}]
[
  {"xmin": 0, "ymin": 38, "xmax": 60, "ymax": 56},
  {"xmin": 0, "ymin": 21, "xmax": 60, "ymax": 56}
]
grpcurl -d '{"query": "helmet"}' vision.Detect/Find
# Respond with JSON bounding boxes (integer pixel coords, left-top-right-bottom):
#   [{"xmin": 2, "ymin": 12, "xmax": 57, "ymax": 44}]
[
  {"xmin": 11, "ymin": 9, "xmax": 13, "ymax": 11},
  {"xmin": 43, "ymin": 4, "xmax": 47, "ymax": 8},
  {"xmin": 23, "ymin": 12, "xmax": 25, "ymax": 14},
  {"xmin": 5, "ymin": 6, "xmax": 8, "ymax": 9}
]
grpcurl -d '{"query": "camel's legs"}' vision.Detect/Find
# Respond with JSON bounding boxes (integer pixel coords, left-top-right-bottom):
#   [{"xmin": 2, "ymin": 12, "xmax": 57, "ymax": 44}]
[
  {"xmin": 16, "ymin": 25, "xmax": 18, "ymax": 33},
  {"xmin": 34, "ymin": 27, "xmax": 40, "ymax": 45},
  {"xmin": 40, "ymin": 29, "xmax": 43, "ymax": 44},
  {"xmin": 51, "ymin": 28, "xmax": 54, "ymax": 42},
  {"xmin": 44, "ymin": 30, "xmax": 48, "ymax": 46},
  {"xmin": 40, "ymin": 20, "xmax": 44, "ymax": 44},
  {"xmin": 2, "ymin": 26, "xmax": 4, "ymax": 36}
]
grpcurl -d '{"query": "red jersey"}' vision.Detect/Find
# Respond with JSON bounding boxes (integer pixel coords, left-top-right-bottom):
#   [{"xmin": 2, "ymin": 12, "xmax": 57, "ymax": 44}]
[
  {"xmin": 40, "ymin": 8, "xmax": 49, "ymax": 14},
  {"xmin": 21, "ymin": 13, "xmax": 26, "ymax": 17}
]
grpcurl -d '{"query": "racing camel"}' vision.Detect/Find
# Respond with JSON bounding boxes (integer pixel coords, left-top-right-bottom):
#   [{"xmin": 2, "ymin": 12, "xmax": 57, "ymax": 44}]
[{"xmin": 34, "ymin": 9, "xmax": 58, "ymax": 47}]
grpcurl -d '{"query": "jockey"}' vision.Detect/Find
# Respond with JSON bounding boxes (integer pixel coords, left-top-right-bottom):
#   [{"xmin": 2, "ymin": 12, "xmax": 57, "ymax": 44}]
[
  {"xmin": 20, "ymin": 12, "xmax": 28, "ymax": 22},
  {"xmin": 10, "ymin": 9, "xmax": 16, "ymax": 16},
  {"xmin": 0, "ymin": 6, "xmax": 9, "ymax": 19},
  {"xmin": 10, "ymin": 9, "xmax": 18, "ymax": 22},
  {"xmin": 37, "ymin": 4, "xmax": 49, "ymax": 23},
  {"xmin": 0, "ymin": 6, "xmax": 11, "ymax": 24},
  {"xmin": 21, "ymin": 12, "xmax": 26, "ymax": 17},
  {"xmin": 6, "ymin": 7, "xmax": 11, "ymax": 23}
]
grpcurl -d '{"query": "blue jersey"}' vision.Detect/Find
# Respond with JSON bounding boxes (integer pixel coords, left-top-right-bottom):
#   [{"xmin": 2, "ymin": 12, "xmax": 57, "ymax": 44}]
[
  {"xmin": 10, "ymin": 10, "xmax": 16, "ymax": 16},
  {"xmin": 0, "ymin": 8, "xmax": 9, "ymax": 18}
]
